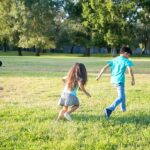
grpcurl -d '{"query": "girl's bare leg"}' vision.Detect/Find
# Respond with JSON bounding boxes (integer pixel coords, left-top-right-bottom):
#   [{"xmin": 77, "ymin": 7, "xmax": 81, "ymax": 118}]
[
  {"xmin": 67, "ymin": 105, "xmax": 79, "ymax": 114},
  {"xmin": 57, "ymin": 106, "xmax": 68, "ymax": 121}
]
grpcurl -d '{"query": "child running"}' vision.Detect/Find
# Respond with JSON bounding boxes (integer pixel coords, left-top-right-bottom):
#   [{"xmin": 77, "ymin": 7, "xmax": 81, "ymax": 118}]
[
  {"xmin": 96, "ymin": 46, "xmax": 135, "ymax": 119},
  {"xmin": 57, "ymin": 63, "xmax": 91, "ymax": 121}
]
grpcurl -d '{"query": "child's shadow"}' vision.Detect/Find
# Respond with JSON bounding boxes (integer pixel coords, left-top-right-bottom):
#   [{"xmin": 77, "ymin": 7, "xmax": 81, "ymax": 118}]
[
  {"xmin": 72, "ymin": 113, "xmax": 150, "ymax": 126},
  {"xmin": 114, "ymin": 113, "xmax": 150, "ymax": 126},
  {"xmin": 73, "ymin": 114, "xmax": 100, "ymax": 122}
]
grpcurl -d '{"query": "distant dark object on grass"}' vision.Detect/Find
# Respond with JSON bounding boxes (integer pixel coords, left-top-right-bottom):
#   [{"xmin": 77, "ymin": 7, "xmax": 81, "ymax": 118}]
[{"xmin": 0, "ymin": 61, "xmax": 2, "ymax": 67}]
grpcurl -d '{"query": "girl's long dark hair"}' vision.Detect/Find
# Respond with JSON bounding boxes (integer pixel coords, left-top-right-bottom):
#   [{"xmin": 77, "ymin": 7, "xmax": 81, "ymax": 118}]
[{"xmin": 66, "ymin": 63, "xmax": 87, "ymax": 90}]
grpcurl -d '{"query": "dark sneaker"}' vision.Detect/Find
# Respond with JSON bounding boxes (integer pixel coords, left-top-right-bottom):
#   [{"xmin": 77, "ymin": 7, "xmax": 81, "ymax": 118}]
[{"xmin": 104, "ymin": 109, "xmax": 112, "ymax": 119}]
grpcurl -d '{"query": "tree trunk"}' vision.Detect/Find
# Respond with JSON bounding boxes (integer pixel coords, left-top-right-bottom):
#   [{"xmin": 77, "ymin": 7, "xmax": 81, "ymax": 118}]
[
  {"xmin": 70, "ymin": 46, "xmax": 74, "ymax": 54},
  {"xmin": 111, "ymin": 47, "xmax": 117, "ymax": 57},
  {"xmin": 3, "ymin": 39, "xmax": 7, "ymax": 52},
  {"xmin": 107, "ymin": 45, "xmax": 111, "ymax": 53},
  {"xmin": 18, "ymin": 47, "xmax": 22, "ymax": 56},
  {"xmin": 84, "ymin": 48, "xmax": 90, "ymax": 56},
  {"xmin": 35, "ymin": 48, "xmax": 40, "ymax": 56}
]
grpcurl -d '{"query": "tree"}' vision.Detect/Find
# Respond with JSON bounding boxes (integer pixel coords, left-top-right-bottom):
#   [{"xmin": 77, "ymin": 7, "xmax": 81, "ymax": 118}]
[
  {"xmin": 82, "ymin": 0, "xmax": 139, "ymax": 53},
  {"xmin": 0, "ymin": 0, "xmax": 13, "ymax": 52},
  {"xmin": 0, "ymin": 0, "xmax": 61, "ymax": 56},
  {"xmin": 137, "ymin": 0, "xmax": 150, "ymax": 52},
  {"xmin": 57, "ymin": 0, "xmax": 93, "ymax": 56},
  {"xmin": 18, "ymin": 0, "xmax": 57, "ymax": 56}
]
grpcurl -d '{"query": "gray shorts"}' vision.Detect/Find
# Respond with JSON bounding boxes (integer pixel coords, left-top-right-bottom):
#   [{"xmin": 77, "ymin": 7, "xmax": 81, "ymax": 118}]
[{"xmin": 58, "ymin": 93, "xmax": 79, "ymax": 106}]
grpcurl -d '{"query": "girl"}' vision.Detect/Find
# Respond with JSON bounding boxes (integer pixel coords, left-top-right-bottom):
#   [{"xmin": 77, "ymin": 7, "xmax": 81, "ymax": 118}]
[{"xmin": 57, "ymin": 63, "xmax": 91, "ymax": 121}]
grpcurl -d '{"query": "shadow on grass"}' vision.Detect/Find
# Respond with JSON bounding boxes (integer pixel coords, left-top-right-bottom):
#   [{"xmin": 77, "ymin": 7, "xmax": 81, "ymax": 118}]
[
  {"xmin": 72, "ymin": 113, "xmax": 150, "ymax": 126},
  {"xmin": 113, "ymin": 113, "xmax": 150, "ymax": 126},
  {"xmin": 72, "ymin": 114, "xmax": 100, "ymax": 122}
]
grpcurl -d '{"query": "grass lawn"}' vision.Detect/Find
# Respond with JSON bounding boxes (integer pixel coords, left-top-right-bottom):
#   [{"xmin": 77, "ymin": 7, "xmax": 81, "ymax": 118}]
[{"xmin": 0, "ymin": 53, "xmax": 150, "ymax": 149}]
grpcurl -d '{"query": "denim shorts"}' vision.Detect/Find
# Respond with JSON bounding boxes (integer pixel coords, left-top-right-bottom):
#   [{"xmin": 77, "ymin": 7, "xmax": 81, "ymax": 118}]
[{"xmin": 58, "ymin": 92, "xmax": 79, "ymax": 106}]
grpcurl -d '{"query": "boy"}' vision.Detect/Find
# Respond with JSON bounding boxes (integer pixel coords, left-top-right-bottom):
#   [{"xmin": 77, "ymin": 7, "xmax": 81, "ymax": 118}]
[{"xmin": 96, "ymin": 46, "xmax": 135, "ymax": 119}]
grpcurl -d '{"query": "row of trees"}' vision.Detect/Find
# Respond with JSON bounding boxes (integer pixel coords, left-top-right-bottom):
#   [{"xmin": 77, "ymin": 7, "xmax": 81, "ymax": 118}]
[{"xmin": 0, "ymin": 0, "xmax": 150, "ymax": 56}]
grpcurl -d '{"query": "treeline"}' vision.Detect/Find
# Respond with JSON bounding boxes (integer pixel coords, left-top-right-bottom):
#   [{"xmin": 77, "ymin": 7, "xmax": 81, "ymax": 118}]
[{"xmin": 0, "ymin": 0, "xmax": 150, "ymax": 56}]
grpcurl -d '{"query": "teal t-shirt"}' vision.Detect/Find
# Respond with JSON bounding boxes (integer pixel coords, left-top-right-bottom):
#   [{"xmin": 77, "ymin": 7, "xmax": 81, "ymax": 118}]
[
  {"xmin": 63, "ymin": 84, "xmax": 78, "ymax": 96},
  {"xmin": 107, "ymin": 56, "xmax": 134, "ymax": 84}
]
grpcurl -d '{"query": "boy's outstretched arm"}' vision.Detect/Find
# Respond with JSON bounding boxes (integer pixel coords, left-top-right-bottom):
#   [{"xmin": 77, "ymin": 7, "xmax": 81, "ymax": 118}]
[
  {"xmin": 78, "ymin": 81, "xmax": 91, "ymax": 97},
  {"xmin": 96, "ymin": 64, "xmax": 109, "ymax": 81},
  {"xmin": 127, "ymin": 67, "xmax": 135, "ymax": 86}
]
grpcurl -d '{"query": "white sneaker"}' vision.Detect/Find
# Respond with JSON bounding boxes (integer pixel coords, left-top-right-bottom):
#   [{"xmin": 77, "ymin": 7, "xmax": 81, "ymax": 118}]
[{"xmin": 64, "ymin": 112, "xmax": 72, "ymax": 121}]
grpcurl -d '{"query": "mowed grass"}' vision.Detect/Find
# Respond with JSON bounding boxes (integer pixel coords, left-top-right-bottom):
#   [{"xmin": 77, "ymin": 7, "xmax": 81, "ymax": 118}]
[
  {"xmin": 0, "ymin": 54, "xmax": 150, "ymax": 149},
  {"xmin": 0, "ymin": 55, "xmax": 150, "ymax": 77}
]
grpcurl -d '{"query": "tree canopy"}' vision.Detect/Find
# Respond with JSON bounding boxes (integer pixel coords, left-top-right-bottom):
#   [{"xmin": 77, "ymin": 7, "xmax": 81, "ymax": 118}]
[{"xmin": 0, "ymin": 0, "xmax": 149, "ymax": 55}]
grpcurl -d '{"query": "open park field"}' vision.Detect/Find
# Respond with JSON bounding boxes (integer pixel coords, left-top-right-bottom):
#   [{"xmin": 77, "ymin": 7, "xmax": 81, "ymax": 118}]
[{"xmin": 0, "ymin": 54, "xmax": 150, "ymax": 149}]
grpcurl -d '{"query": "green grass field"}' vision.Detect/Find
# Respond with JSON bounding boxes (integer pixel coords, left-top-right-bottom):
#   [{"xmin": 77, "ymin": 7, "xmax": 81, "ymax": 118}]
[{"xmin": 0, "ymin": 53, "xmax": 150, "ymax": 150}]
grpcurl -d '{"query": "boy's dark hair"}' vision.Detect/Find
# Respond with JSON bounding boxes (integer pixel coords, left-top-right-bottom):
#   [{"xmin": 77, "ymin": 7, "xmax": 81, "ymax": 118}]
[
  {"xmin": 0, "ymin": 61, "xmax": 2, "ymax": 67},
  {"xmin": 120, "ymin": 46, "xmax": 132, "ymax": 55}
]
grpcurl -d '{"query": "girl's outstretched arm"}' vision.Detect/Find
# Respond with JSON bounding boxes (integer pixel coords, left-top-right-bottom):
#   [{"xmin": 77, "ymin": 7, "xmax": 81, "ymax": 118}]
[
  {"xmin": 96, "ymin": 64, "xmax": 109, "ymax": 81},
  {"xmin": 78, "ymin": 81, "xmax": 91, "ymax": 97}
]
